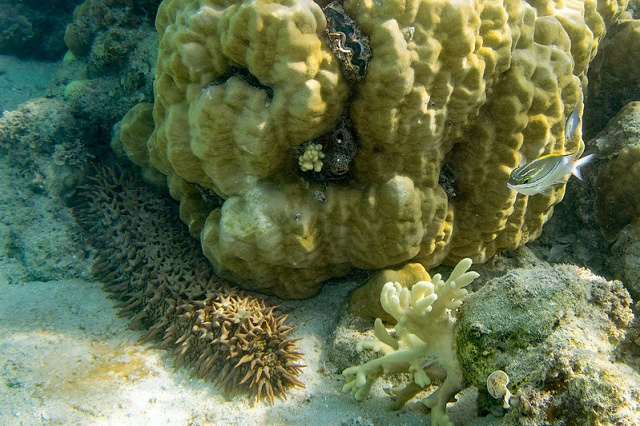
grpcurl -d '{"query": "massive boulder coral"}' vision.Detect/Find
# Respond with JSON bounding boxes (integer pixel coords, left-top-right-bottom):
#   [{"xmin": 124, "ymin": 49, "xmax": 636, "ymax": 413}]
[{"xmin": 119, "ymin": 0, "xmax": 628, "ymax": 298}]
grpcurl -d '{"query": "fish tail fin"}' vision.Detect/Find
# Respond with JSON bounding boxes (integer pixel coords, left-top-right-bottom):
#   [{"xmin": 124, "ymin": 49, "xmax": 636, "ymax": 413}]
[{"xmin": 571, "ymin": 153, "xmax": 596, "ymax": 180}]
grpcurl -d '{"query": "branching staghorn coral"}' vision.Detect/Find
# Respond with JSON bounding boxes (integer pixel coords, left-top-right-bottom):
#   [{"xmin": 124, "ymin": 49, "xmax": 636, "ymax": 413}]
[
  {"xmin": 342, "ymin": 258, "xmax": 479, "ymax": 426},
  {"xmin": 73, "ymin": 165, "xmax": 304, "ymax": 403}
]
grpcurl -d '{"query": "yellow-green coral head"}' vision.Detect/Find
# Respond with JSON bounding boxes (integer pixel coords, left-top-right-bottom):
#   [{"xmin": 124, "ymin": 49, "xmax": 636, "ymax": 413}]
[{"xmin": 118, "ymin": 0, "xmax": 629, "ymax": 299}]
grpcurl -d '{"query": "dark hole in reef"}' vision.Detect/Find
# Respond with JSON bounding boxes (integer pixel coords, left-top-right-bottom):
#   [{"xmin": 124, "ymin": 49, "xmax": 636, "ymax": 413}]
[
  {"xmin": 203, "ymin": 66, "xmax": 274, "ymax": 106},
  {"xmin": 295, "ymin": 112, "xmax": 358, "ymax": 183},
  {"xmin": 439, "ymin": 162, "xmax": 457, "ymax": 199}
]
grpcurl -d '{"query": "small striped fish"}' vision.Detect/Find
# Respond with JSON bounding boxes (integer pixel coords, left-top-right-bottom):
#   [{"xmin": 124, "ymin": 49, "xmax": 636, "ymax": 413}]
[
  {"xmin": 508, "ymin": 153, "xmax": 595, "ymax": 195},
  {"xmin": 508, "ymin": 107, "xmax": 592, "ymax": 196}
]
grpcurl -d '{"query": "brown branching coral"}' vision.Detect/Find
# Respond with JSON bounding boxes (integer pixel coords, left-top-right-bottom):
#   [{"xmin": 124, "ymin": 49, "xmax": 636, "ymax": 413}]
[{"xmin": 72, "ymin": 165, "xmax": 304, "ymax": 403}]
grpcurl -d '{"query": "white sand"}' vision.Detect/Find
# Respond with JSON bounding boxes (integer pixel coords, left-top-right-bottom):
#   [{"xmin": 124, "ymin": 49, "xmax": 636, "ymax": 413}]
[{"xmin": 0, "ymin": 276, "xmax": 467, "ymax": 425}]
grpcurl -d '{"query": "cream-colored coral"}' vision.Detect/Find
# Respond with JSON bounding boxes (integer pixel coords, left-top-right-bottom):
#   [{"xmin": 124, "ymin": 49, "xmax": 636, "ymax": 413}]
[
  {"xmin": 348, "ymin": 263, "xmax": 431, "ymax": 322},
  {"xmin": 298, "ymin": 143, "xmax": 325, "ymax": 172},
  {"xmin": 63, "ymin": 79, "xmax": 92, "ymax": 102},
  {"xmin": 342, "ymin": 258, "xmax": 479, "ymax": 425},
  {"xmin": 119, "ymin": 0, "xmax": 627, "ymax": 298}
]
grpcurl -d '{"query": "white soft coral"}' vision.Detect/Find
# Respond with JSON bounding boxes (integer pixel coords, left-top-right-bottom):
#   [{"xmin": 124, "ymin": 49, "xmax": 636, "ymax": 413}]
[{"xmin": 343, "ymin": 258, "xmax": 479, "ymax": 425}]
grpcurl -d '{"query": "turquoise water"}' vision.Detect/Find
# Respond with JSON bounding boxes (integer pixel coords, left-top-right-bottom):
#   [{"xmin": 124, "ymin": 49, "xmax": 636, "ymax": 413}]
[{"xmin": 1, "ymin": 1, "xmax": 639, "ymax": 424}]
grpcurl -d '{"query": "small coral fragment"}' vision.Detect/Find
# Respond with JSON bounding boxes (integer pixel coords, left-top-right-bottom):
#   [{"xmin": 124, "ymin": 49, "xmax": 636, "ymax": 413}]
[{"xmin": 487, "ymin": 370, "xmax": 512, "ymax": 409}]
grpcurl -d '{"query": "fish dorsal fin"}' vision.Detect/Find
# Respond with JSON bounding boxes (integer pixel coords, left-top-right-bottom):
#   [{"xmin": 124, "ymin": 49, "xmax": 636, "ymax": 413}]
[{"xmin": 536, "ymin": 152, "xmax": 565, "ymax": 161}]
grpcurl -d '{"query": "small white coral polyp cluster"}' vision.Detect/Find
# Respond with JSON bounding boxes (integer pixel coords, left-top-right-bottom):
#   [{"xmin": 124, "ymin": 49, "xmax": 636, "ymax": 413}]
[{"xmin": 342, "ymin": 258, "xmax": 479, "ymax": 426}]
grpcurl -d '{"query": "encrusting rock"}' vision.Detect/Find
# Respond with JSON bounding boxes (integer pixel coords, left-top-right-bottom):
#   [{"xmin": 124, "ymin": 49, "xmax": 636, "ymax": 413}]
[{"xmin": 456, "ymin": 263, "xmax": 638, "ymax": 424}]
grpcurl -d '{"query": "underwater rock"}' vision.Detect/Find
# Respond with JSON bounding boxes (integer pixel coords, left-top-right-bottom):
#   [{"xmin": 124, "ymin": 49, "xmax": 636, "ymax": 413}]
[
  {"xmin": 456, "ymin": 263, "xmax": 638, "ymax": 424},
  {"xmin": 64, "ymin": 0, "xmax": 159, "ymax": 65},
  {"xmin": 607, "ymin": 227, "xmax": 640, "ymax": 301},
  {"xmin": 59, "ymin": 0, "xmax": 159, "ymax": 143},
  {"xmin": 0, "ymin": 97, "xmax": 90, "ymax": 199},
  {"xmin": 581, "ymin": 102, "xmax": 640, "ymax": 300},
  {"xmin": 0, "ymin": 98, "xmax": 92, "ymax": 282},
  {"xmin": 592, "ymin": 102, "xmax": 640, "ymax": 240},
  {"xmin": 584, "ymin": 15, "xmax": 640, "ymax": 138},
  {"xmin": 0, "ymin": 0, "xmax": 79, "ymax": 60}
]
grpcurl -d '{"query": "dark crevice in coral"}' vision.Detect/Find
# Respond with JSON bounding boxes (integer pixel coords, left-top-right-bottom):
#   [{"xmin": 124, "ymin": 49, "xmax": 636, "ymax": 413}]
[
  {"xmin": 203, "ymin": 66, "xmax": 274, "ymax": 106},
  {"xmin": 296, "ymin": 110, "xmax": 358, "ymax": 183}
]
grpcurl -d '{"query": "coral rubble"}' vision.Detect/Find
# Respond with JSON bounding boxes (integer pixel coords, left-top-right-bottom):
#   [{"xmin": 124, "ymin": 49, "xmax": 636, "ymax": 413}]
[
  {"xmin": 117, "ymin": 0, "xmax": 629, "ymax": 299},
  {"xmin": 0, "ymin": 97, "xmax": 91, "ymax": 199},
  {"xmin": 72, "ymin": 166, "xmax": 304, "ymax": 403}
]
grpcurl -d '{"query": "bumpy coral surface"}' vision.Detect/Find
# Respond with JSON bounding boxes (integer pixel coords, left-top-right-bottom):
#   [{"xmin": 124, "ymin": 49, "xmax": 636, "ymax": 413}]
[
  {"xmin": 73, "ymin": 166, "xmax": 304, "ymax": 403},
  {"xmin": 120, "ymin": 0, "xmax": 627, "ymax": 298}
]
